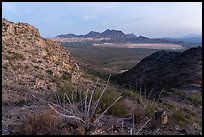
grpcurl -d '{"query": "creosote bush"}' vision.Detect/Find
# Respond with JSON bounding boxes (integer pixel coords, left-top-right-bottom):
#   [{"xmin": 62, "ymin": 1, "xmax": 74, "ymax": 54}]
[
  {"xmin": 14, "ymin": 110, "xmax": 66, "ymax": 135},
  {"xmin": 93, "ymin": 89, "xmax": 127, "ymax": 117},
  {"xmin": 171, "ymin": 109, "xmax": 193, "ymax": 128},
  {"xmin": 5, "ymin": 52, "xmax": 25, "ymax": 61}
]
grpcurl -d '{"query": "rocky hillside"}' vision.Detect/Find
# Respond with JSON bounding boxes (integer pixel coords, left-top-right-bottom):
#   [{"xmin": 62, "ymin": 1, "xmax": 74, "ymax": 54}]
[
  {"xmin": 2, "ymin": 18, "xmax": 88, "ymax": 103},
  {"xmin": 114, "ymin": 46, "xmax": 202, "ymax": 96}
]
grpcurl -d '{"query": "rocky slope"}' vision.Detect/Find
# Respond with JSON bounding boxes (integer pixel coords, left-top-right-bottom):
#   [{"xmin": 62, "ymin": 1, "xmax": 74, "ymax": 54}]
[
  {"xmin": 114, "ymin": 46, "xmax": 202, "ymax": 96},
  {"xmin": 2, "ymin": 18, "xmax": 88, "ymax": 103}
]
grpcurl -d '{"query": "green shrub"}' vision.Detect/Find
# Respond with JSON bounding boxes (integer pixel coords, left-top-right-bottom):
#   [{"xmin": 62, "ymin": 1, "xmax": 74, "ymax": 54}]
[
  {"xmin": 34, "ymin": 65, "xmax": 40, "ymax": 70},
  {"xmin": 187, "ymin": 92, "xmax": 202, "ymax": 106},
  {"xmin": 121, "ymin": 90, "xmax": 139, "ymax": 99},
  {"xmin": 145, "ymin": 102, "xmax": 157, "ymax": 118},
  {"xmin": 46, "ymin": 69, "xmax": 53, "ymax": 75},
  {"xmin": 5, "ymin": 52, "xmax": 25, "ymax": 61},
  {"xmin": 56, "ymin": 82, "xmax": 74, "ymax": 103},
  {"xmin": 165, "ymin": 102, "xmax": 176, "ymax": 111},
  {"xmin": 172, "ymin": 110, "xmax": 186, "ymax": 122},
  {"xmin": 92, "ymin": 89, "xmax": 126, "ymax": 116},
  {"xmin": 61, "ymin": 71, "xmax": 71, "ymax": 81},
  {"xmin": 172, "ymin": 109, "xmax": 193, "ymax": 128}
]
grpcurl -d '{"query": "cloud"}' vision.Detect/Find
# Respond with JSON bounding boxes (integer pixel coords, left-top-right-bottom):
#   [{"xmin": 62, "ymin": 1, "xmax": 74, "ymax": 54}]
[{"xmin": 82, "ymin": 15, "xmax": 96, "ymax": 22}]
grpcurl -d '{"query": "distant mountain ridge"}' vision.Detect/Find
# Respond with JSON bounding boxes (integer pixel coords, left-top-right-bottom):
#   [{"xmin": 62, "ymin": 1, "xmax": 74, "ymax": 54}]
[
  {"xmin": 56, "ymin": 29, "xmax": 174, "ymax": 43},
  {"xmin": 57, "ymin": 29, "xmax": 137, "ymax": 40}
]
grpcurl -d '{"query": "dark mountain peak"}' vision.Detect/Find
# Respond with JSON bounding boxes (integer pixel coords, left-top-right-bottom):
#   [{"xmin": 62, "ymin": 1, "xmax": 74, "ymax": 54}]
[
  {"xmin": 183, "ymin": 46, "xmax": 202, "ymax": 54},
  {"xmin": 57, "ymin": 33, "xmax": 78, "ymax": 38},
  {"xmin": 100, "ymin": 29, "xmax": 126, "ymax": 40},
  {"xmin": 102, "ymin": 29, "xmax": 124, "ymax": 34},
  {"xmin": 138, "ymin": 35, "xmax": 149, "ymax": 39},
  {"xmin": 104, "ymin": 29, "xmax": 111, "ymax": 32},
  {"xmin": 126, "ymin": 33, "xmax": 137, "ymax": 38},
  {"xmin": 85, "ymin": 31, "xmax": 100, "ymax": 37}
]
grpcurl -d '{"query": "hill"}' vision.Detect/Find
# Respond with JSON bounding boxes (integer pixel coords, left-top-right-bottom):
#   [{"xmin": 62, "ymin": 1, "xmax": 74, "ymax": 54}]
[
  {"xmin": 2, "ymin": 18, "xmax": 90, "ymax": 103},
  {"xmin": 113, "ymin": 46, "xmax": 202, "ymax": 96}
]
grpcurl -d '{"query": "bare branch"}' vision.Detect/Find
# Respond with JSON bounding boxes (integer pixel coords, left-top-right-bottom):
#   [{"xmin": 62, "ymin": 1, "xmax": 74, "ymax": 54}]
[
  {"xmin": 48, "ymin": 103, "xmax": 85, "ymax": 123},
  {"xmin": 132, "ymin": 115, "xmax": 135, "ymax": 135},
  {"xmin": 153, "ymin": 127, "xmax": 160, "ymax": 135},
  {"xmin": 136, "ymin": 118, "xmax": 152, "ymax": 135},
  {"xmin": 87, "ymin": 79, "xmax": 99, "ymax": 117},
  {"xmin": 91, "ymin": 74, "xmax": 111, "ymax": 118},
  {"xmin": 64, "ymin": 93, "xmax": 72, "ymax": 105},
  {"xmin": 148, "ymin": 88, "xmax": 154, "ymax": 99},
  {"xmin": 122, "ymin": 120, "xmax": 124, "ymax": 134},
  {"xmin": 139, "ymin": 83, "xmax": 142, "ymax": 102},
  {"xmin": 157, "ymin": 89, "xmax": 165, "ymax": 105},
  {"xmin": 144, "ymin": 82, "xmax": 146, "ymax": 99},
  {"xmin": 71, "ymin": 89, "xmax": 74, "ymax": 103},
  {"xmin": 130, "ymin": 128, "xmax": 133, "ymax": 135},
  {"xmin": 84, "ymin": 88, "xmax": 89, "ymax": 116},
  {"xmin": 32, "ymin": 94, "xmax": 74, "ymax": 115}
]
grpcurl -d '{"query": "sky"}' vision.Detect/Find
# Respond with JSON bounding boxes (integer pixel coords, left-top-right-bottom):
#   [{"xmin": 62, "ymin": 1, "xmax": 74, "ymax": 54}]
[{"xmin": 2, "ymin": 2, "xmax": 202, "ymax": 38}]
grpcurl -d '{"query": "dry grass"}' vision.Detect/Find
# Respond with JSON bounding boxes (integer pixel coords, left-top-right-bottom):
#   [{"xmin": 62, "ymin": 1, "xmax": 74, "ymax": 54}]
[{"xmin": 17, "ymin": 109, "xmax": 65, "ymax": 135}]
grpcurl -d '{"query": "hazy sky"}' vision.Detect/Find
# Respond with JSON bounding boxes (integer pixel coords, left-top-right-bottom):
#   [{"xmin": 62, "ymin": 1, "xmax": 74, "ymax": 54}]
[{"xmin": 2, "ymin": 2, "xmax": 202, "ymax": 38}]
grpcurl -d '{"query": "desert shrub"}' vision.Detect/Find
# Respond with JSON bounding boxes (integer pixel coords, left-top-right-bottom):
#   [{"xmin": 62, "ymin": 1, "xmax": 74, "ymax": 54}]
[
  {"xmin": 61, "ymin": 71, "xmax": 71, "ymax": 81},
  {"xmin": 12, "ymin": 99, "xmax": 28, "ymax": 106},
  {"xmin": 150, "ymin": 118, "xmax": 160, "ymax": 129},
  {"xmin": 163, "ymin": 102, "xmax": 176, "ymax": 111},
  {"xmin": 47, "ymin": 51, "xmax": 53, "ymax": 56},
  {"xmin": 46, "ymin": 69, "xmax": 53, "ymax": 75},
  {"xmin": 56, "ymin": 82, "xmax": 74, "ymax": 102},
  {"xmin": 34, "ymin": 65, "xmax": 40, "ymax": 70},
  {"xmin": 94, "ymin": 90, "xmax": 127, "ymax": 117},
  {"xmin": 5, "ymin": 52, "xmax": 25, "ymax": 61},
  {"xmin": 50, "ymin": 74, "xmax": 62, "ymax": 83},
  {"xmin": 132, "ymin": 106, "xmax": 146, "ymax": 124},
  {"xmin": 171, "ymin": 109, "xmax": 193, "ymax": 128},
  {"xmin": 14, "ymin": 110, "xmax": 67, "ymax": 135},
  {"xmin": 145, "ymin": 102, "xmax": 157, "ymax": 118},
  {"xmin": 56, "ymin": 83, "xmax": 126, "ymax": 117},
  {"xmin": 187, "ymin": 92, "xmax": 202, "ymax": 106},
  {"xmin": 24, "ymin": 65, "xmax": 29, "ymax": 70},
  {"xmin": 172, "ymin": 110, "xmax": 186, "ymax": 122},
  {"xmin": 121, "ymin": 90, "xmax": 139, "ymax": 99}
]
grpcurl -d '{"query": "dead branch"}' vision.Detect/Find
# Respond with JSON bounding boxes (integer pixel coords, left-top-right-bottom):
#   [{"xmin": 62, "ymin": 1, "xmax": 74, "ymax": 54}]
[
  {"xmin": 153, "ymin": 127, "xmax": 160, "ymax": 135},
  {"xmin": 122, "ymin": 120, "xmax": 124, "ymax": 134},
  {"xmin": 87, "ymin": 79, "xmax": 99, "ymax": 117},
  {"xmin": 48, "ymin": 103, "xmax": 85, "ymax": 123},
  {"xmin": 64, "ymin": 93, "xmax": 72, "ymax": 105},
  {"xmin": 132, "ymin": 115, "xmax": 135, "ymax": 135},
  {"xmin": 91, "ymin": 74, "xmax": 111, "ymax": 118},
  {"xmin": 84, "ymin": 88, "xmax": 89, "ymax": 116},
  {"xmin": 130, "ymin": 128, "xmax": 133, "ymax": 135},
  {"xmin": 148, "ymin": 88, "xmax": 154, "ymax": 99},
  {"xmin": 157, "ymin": 88, "xmax": 165, "ymax": 105},
  {"xmin": 32, "ymin": 94, "xmax": 74, "ymax": 115},
  {"xmin": 136, "ymin": 118, "xmax": 152, "ymax": 135}
]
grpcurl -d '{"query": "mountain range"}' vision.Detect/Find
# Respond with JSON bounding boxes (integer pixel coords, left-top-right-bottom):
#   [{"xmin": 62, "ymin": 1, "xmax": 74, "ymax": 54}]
[{"xmin": 56, "ymin": 29, "xmax": 201, "ymax": 48}]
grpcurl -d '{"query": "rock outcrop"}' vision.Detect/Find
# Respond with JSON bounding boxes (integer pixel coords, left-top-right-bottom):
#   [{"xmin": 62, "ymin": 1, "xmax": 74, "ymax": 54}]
[{"xmin": 2, "ymin": 18, "xmax": 86, "ymax": 102}]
